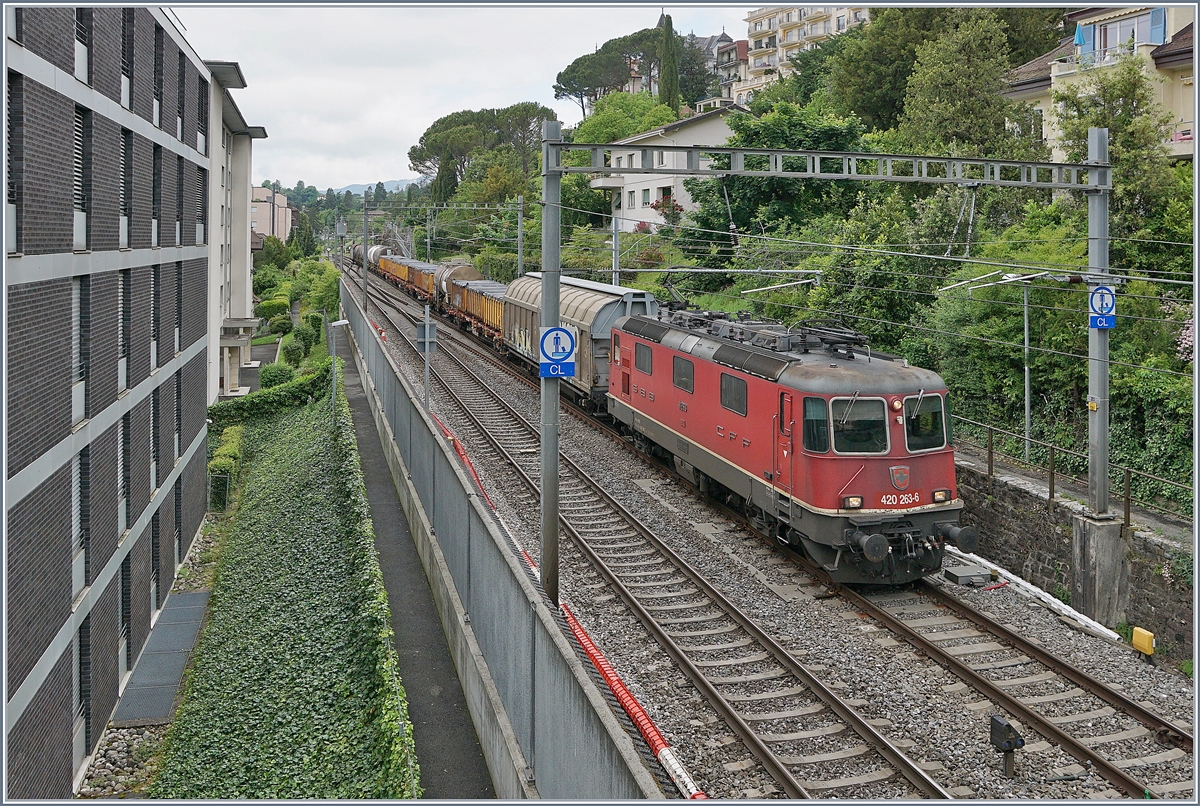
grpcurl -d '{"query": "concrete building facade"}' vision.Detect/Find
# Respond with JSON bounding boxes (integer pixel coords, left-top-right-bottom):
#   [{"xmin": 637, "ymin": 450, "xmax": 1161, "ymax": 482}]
[
  {"xmin": 249, "ymin": 185, "xmax": 290, "ymax": 240},
  {"xmin": 1005, "ymin": 6, "xmax": 1194, "ymax": 161},
  {"xmin": 4, "ymin": 7, "xmax": 262, "ymax": 797}
]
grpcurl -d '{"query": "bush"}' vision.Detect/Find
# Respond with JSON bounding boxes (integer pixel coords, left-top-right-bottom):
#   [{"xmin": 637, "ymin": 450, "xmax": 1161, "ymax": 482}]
[
  {"xmin": 207, "ymin": 358, "xmax": 335, "ymax": 433},
  {"xmin": 207, "ymin": 454, "xmax": 237, "ymax": 477},
  {"xmin": 293, "ymin": 323, "xmax": 317, "ymax": 356},
  {"xmin": 269, "ymin": 314, "xmax": 293, "ymax": 335},
  {"xmin": 281, "ymin": 338, "xmax": 305, "ymax": 367},
  {"xmin": 304, "ymin": 312, "xmax": 324, "ymax": 334},
  {"xmin": 309, "ymin": 267, "xmax": 341, "ymax": 316},
  {"xmin": 259, "ymin": 362, "xmax": 295, "ymax": 389},
  {"xmin": 255, "ymin": 298, "xmax": 290, "ymax": 320},
  {"xmin": 252, "ymin": 266, "xmax": 283, "ymax": 297}
]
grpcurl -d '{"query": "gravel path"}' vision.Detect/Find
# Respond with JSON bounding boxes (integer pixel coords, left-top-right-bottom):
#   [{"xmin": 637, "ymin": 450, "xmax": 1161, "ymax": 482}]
[{"xmin": 357, "ymin": 281, "xmax": 1195, "ymax": 800}]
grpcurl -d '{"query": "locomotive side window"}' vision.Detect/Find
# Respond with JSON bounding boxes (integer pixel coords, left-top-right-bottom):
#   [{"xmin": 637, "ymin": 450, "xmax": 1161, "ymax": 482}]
[
  {"xmin": 720, "ymin": 373, "xmax": 747, "ymax": 416},
  {"xmin": 673, "ymin": 356, "xmax": 693, "ymax": 393},
  {"xmin": 802, "ymin": 397, "xmax": 829, "ymax": 452},
  {"xmin": 612, "ymin": 332, "xmax": 620, "ymax": 361},
  {"xmin": 831, "ymin": 397, "xmax": 888, "ymax": 454},
  {"xmin": 635, "ymin": 342, "xmax": 652, "ymax": 374},
  {"xmin": 904, "ymin": 393, "xmax": 946, "ymax": 451}
]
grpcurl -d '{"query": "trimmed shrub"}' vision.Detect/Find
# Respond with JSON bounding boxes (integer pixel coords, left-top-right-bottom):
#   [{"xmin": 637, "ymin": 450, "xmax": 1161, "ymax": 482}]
[
  {"xmin": 304, "ymin": 312, "xmax": 324, "ymax": 334},
  {"xmin": 259, "ymin": 362, "xmax": 295, "ymax": 389},
  {"xmin": 269, "ymin": 314, "xmax": 293, "ymax": 335},
  {"xmin": 207, "ymin": 358, "xmax": 336, "ymax": 433},
  {"xmin": 254, "ymin": 298, "xmax": 290, "ymax": 320},
  {"xmin": 292, "ymin": 323, "xmax": 317, "ymax": 356},
  {"xmin": 281, "ymin": 338, "xmax": 304, "ymax": 367}
]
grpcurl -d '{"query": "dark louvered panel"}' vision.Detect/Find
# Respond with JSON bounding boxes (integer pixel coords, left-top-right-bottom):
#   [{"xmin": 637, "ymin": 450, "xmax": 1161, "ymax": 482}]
[
  {"xmin": 623, "ymin": 317, "xmax": 669, "ymax": 343},
  {"xmin": 121, "ymin": 9, "xmax": 134, "ymax": 77},
  {"xmin": 73, "ymin": 110, "xmax": 86, "ymax": 211},
  {"xmin": 713, "ymin": 343, "xmax": 751, "ymax": 371},
  {"xmin": 742, "ymin": 351, "xmax": 791, "ymax": 381}
]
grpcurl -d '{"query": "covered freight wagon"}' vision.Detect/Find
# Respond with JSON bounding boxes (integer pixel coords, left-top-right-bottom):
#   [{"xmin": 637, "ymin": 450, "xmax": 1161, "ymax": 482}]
[{"xmin": 503, "ymin": 273, "xmax": 658, "ymax": 405}]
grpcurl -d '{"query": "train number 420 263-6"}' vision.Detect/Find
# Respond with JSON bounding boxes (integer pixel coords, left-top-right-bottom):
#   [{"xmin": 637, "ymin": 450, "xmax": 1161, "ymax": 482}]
[{"xmin": 880, "ymin": 493, "xmax": 920, "ymax": 506}]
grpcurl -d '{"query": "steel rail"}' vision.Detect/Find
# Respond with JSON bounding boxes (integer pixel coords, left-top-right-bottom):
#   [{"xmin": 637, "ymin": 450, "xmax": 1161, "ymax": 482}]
[
  {"xmin": 363, "ymin": 278, "xmax": 949, "ymax": 799},
  {"xmin": 916, "ymin": 580, "xmax": 1193, "ymax": 753}
]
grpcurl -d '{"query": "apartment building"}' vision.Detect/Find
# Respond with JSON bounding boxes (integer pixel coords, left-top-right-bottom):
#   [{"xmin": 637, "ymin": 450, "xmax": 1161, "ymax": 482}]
[
  {"xmin": 1005, "ymin": 7, "xmax": 1194, "ymax": 160},
  {"xmin": 698, "ymin": 39, "xmax": 749, "ymax": 111},
  {"xmin": 732, "ymin": 6, "xmax": 869, "ymax": 104},
  {"xmin": 249, "ymin": 185, "xmax": 291, "ymax": 239},
  {"xmin": 4, "ymin": 7, "xmax": 263, "ymax": 797}
]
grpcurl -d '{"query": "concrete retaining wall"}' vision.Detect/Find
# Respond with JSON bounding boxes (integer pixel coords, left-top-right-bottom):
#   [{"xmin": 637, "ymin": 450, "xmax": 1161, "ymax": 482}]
[
  {"xmin": 341, "ymin": 282, "xmax": 663, "ymax": 799},
  {"xmin": 956, "ymin": 456, "xmax": 1193, "ymax": 660}
]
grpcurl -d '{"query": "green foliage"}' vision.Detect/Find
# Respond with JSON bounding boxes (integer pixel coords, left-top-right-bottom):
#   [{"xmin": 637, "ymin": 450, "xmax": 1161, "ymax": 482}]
[
  {"xmin": 408, "ymin": 103, "xmax": 555, "ymax": 185},
  {"xmin": 258, "ymin": 362, "xmax": 296, "ymax": 390},
  {"xmin": 281, "ymin": 337, "xmax": 305, "ymax": 367},
  {"xmin": 570, "ymin": 92, "xmax": 678, "ymax": 147},
  {"xmin": 305, "ymin": 312, "xmax": 324, "ymax": 334},
  {"xmin": 206, "ymin": 455, "xmax": 236, "ymax": 478},
  {"xmin": 293, "ymin": 322, "xmax": 318, "ymax": 356},
  {"xmin": 659, "ymin": 15, "xmax": 680, "ymax": 113},
  {"xmin": 207, "ymin": 359, "xmax": 335, "ymax": 434},
  {"xmin": 253, "ymin": 266, "xmax": 283, "ymax": 297},
  {"xmin": 1116, "ymin": 621, "xmax": 1134, "ymax": 643},
  {"xmin": 308, "ymin": 265, "xmax": 342, "ymax": 317},
  {"xmin": 1180, "ymin": 660, "xmax": 1194, "ymax": 679},
  {"xmin": 287, "ymin": 213, "xmax": 317, "ymax": 257},
  {"xmin": 768, "ymin": 24, "xmax": 864, "ymax": 113},
  {"xmin": 255, "ymin": 298, "xmax": 290, "ymax": 320},
  {"xmin": 896, "ymin": 10, "xmax": 1045, "ymax": 159},
  {"xmin": 554, "ymin": 50, "xmax": 630, "ymax": 118},
  {"xmin": 1169, "ymin": 552, "xmax": 1194, "ymax": 589},
  {"xmin": 1051, "ymin": 583, "xmax": 1072, "ymax": 605},
  {"xmin": 258, "ymin": 235, "xmax": 296, "ymax": 274},
  {"xmin": 269, "ymin": 314, "xmax": 293, "ymax": 335},
  {"xmin": 679, "ymin": 33, "xmax": 717, "ymax": 107},
  {"xmin": 1052, "ymin": 54, "xmax": 1177, "ymax": 233},
  {"xmin": 152, "ymin": 393, "xmax": 420, "ymax": 798},
  {"xmin": 473, "ymin": 248, "xmax": 521, "ymax": 284}
]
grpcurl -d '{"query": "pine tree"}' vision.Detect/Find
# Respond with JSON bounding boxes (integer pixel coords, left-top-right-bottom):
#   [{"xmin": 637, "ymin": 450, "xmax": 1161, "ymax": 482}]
[{"xmin": 659, "ymin": 15, "xmax": 680, "ymax": 113}]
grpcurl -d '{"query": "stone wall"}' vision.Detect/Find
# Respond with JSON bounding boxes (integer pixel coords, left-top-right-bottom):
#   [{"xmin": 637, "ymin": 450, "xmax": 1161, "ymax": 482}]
[{"xmin": 955, "ymin": 458, "xmax": 1193, "ymax": 661}]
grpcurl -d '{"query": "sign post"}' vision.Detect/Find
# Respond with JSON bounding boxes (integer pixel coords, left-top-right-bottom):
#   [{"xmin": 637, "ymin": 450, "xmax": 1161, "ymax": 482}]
[
  {"xmin": 416, "ymin": 304, "xmax": 437, "ymax": 412},
  {"xmin": 541, "ymin": 120, "xmax": 563, "ymax": 607},
  {"xmin": 1086, "ymin": 128, "xmax": 1111, "ymax": 515}
]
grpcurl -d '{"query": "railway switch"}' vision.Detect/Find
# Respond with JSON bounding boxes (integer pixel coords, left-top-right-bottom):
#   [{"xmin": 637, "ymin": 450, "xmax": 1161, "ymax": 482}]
[{"xmin": 990, "ymin": 715, "xmax": 1024, "ymax": 778}]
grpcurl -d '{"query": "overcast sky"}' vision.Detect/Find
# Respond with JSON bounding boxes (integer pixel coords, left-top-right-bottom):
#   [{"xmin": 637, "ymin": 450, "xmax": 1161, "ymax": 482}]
[{"xmin": 172, "ymin": 5, "xmax": 747, "ymax": 191}]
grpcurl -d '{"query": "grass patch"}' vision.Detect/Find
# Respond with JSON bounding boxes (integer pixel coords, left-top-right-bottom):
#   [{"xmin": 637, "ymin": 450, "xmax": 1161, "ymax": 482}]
[
  {"xmin": 1180, "ymin": 659, "xmax": 1193, "ymax": 678},
  {"xmin": 252, "ymin": 334, "xmax": 280, "ymax": 346},
  {"xmin": 150, "ymin": 387, "xmax": 419, "ymax": 798}
]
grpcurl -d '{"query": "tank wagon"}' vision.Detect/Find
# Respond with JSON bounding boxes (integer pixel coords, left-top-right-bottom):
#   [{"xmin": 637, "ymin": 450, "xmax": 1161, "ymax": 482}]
[{"xmin": 608, "ymin": 310, "xmax": 977, "ymax": 585}]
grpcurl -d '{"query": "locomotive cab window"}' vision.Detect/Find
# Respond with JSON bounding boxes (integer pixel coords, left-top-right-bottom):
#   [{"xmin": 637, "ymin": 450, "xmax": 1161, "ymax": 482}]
[
  {"xmin": 720, "ymin": 373, "xmax": 747, "ymax": 416},
  {"xmin": 635, "ymin": 342, "xmax": 652, "ymax": 374},
  {"xmin": 802, "ymin": 397, "xmax": 829, "ymax": 452},
  {"xmin": 673, "ymin": 356, "xmax": 693, "ymax": 393},
  {"xmin": 904, "ymin": 393, "xmax": 946, "ymax": 451},
  {"xmin": 612, "ymin": 332, "xmax": 620, "ymax": 361},
  {"xmin": 831, "ymin": 396, "xmax": 888, "ymax": 454}
]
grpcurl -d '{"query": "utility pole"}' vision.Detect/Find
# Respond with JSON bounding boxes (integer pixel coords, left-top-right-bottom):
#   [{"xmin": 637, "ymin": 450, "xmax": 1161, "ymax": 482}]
[
  {"xmin": 363, "ymin": 192, "xmax": 370, "ymax": 320},
  {"xmin": 540, "ymin": 120, "xmax": 562, "ymax": 607},
  {"xmin": 611, "ymin": 206, "xmax": 620, "ymax": 286},
  {"xmin": 516, "ymin": 195, "xmax": 524, "ymax": 277},
  {"xmin": 1023, "ymin": 283, "xmax": 1030, "ymax": 464},
  {"xmin": 426, "ymin": 208, "xmax": 432, "ymax": 262},
  {"xmin": 1087, "ymin": 128, "xmax": 1111, "ymax": 515}
]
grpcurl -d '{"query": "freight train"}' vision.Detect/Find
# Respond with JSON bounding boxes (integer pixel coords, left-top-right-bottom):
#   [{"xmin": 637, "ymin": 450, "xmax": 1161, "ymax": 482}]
[{"xmin": 351, "ymin": 249, "xmax": 978, "ymax": 585}]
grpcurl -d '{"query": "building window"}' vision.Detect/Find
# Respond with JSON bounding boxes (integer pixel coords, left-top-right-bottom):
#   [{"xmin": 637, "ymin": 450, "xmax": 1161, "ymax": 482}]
[
  {"xmin": 173, "ymin": 370, "xmax": 181, "ymax": 460},
  {"xmin": 117, "ymin": 413, "xmax": 128, "ymax": 534},
  {"xmin": 627, "ymin": 190, "xmax": 635, "ymax": 208},
  {"xmin": 634, "ymin": 342, "xmax": 652, "ymax": 374},
  {"xmin": 72, "ymin": 276, "xmax": 90, "ymax": 423},
  {"xmin": 720, "ymin": 373, "xmax": 747, "ymax": 416},
  {"xmin": 641, "ymin": 188, "xmax": 650, "ymax": 206},
  {"xmin": 174, "ymin": 260, "xmax": 182, "ymax": 354},
  {"xmin": 151, "ymin": 264, "xmax": 160, "ymax": 367},
  {"xmin": 7, "ymin": 72, "xmax": 22, "ymax": 254},
  {"xmin": 118, "ymin": 556, "xmax": 131, "ymax": 681},
  {"xmin": 152, "ymin": 145, "xmax": 162, "ymax": 246},
  {"xmin": 120, "ymin": 129, "xmax": 131, "ymax": 248},
  {"xmin": 118, "ymin": 269, "xmax": 130, "ymax": 390},
  {"xmin": 150, "ymin": 514, "xmax": 161, "ymax": 611},
  {"xmin": 615, "ymin": 156, "xmax": 622, "ymax": 168},
  {"xmin": 73, "ymin": 616, "xmax": 92, "ymax": 769},
  {"xmin": 175, "ymin": 155, "xmax": 183, "ymax": 245},
  {"xmin": 672, "ymin": 356, "xmax": 693, "ymax": 393},
  {"xmin": 197, "ymin": 167, "xmax": 207, "ymax": 244},
  {"xmin": 656, "ymin": 150, "xmax": 665, "ymax": 166},
  {"xmin": 176, "ymin": 51, "xmax": 185, "ymax": 140},
  {"xmin": 73, "ymin": 107, "xmax": 91, "ymax": 250},
  {"xmin": 153, "ymin": 24, "xmax": 164, "ymax": 126},
  {"xmin": 197, "ymin": 78, "xmax": 208, "ymax": 154},
  {"xmin": 74, "ymin": 8, "xmax": 91, "ymax": 84},
  {"xmin": 151, "ymin": 387, "xmax": 160, "ymax": 484},
  {"xmin": 120, "ymin": 9, "xmax": 133, "ymax": 108}
]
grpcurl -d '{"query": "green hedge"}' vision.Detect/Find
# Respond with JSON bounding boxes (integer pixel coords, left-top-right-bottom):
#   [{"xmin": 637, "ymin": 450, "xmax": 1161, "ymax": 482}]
[
  {"xmin": 207, "ymin": 359, "xmax": 335, "ymax": 434},
  {"xmin": 259, "ymin": 362, "xmax": 295, "ymax": 389},
  {"xmin": 254, "ymin": 298, "xmax": 290, "ymax": 320},
  {"xmin": 151, "ymin": 388, "xmax": 420, "ymax": 797},
  {"xmin": 269, "ymin": 314, "xmax": 293, "ymax": 335}
]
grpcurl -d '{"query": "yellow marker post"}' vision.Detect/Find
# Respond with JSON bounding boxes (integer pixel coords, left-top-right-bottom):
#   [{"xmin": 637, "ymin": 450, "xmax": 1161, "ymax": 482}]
[{"xmin": 1132, "ymin": 627, "xmax": 1156, "ymax": 660}]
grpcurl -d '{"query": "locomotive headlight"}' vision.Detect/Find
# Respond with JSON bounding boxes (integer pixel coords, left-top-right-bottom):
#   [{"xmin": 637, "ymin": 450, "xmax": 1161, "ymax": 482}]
[
  {"xmin": 932, "ymin": 489, "xmax": 951, "ymax": 503},
  {"xmin": 891, "ymin": 398, "xmax": 903, "ymax": 411},
  {"xmin": 842, "ymin": 495, "xmax": 864, "ymax": 509}
]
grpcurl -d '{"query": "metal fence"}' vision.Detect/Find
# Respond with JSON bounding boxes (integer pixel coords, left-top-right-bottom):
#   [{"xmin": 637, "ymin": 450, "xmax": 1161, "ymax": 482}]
[
  {"xmin": 206, "ymin": 472, "xmax": 231, "ymax": 511},
  {"xmin": 340, "ymin": 280, "xmax": 655, "ymax": 799},
  {"xmin": 952, "ymin": 414, "xmax": 1193, "ymax": 524}
]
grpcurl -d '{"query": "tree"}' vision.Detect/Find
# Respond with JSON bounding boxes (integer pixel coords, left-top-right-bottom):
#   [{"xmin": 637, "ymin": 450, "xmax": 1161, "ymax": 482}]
[
  {"xmin": 600, "ymin": 28, "xmax": 661, "ymax": 91},
  {"xmin": 342, "ymin": 190, "xmax": 354, "ymax": 209},
  {"xmin": 995, "ymin": 8, "xmax": 1071, "ymax": 67},
  {"xmin": 679, "ymin": 34, "xmax": 716, "ymax": 107},
  {"xmin": 287, "ymin": 213, "xmax": 317, "ymax": 257},
  {"xmin": 825, "ymin": 8, "xmax": 954, "ymax": 130},
  {"xmin": 896, "ymin": 10, "xmax": 1042, "ymax": 158},
  {"xmin": 373, "ymin": 181, "xmax": 387, "ymax": 207},
  {"xmin": 554, "ymin": 51, "xmax": 629, "ymax": 118},
  {"xmin": 429, "ymin": 161, "xmax": 459, "ymax": 204},
  {"xmin": 570, "ymin": 92, "xmax": 677, "ymax": 146},
  {"xmin": 764, "ymin": 24, "xmax": 863, "ymax": 113},
  {"xmin": 1052, "ymin": 54, "xmax": 1176, "ymax": 231},
  {"xmin": 659, "ymin": 15, "xmax": 680, "ymax": 113},
  {"xmin": 324, "ymin": 187, "xmax": 336, "ymax": 210},
  {"xmin": 495, "ymin": 102, "xmax": 557, "ymax": 176}
]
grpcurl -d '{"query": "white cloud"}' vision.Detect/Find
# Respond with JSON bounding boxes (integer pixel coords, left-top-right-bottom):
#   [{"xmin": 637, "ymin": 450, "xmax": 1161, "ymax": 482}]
[{"xmin": 172, "ymin": 5, "xmax": 746, "ymax": 190}]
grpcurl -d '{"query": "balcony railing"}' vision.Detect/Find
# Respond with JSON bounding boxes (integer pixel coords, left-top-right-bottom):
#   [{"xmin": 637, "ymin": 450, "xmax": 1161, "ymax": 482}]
[
  {"xmin": 1059, "ymin": 42, "xmax": 1137, "ymax": 69},
  {"xmin": 1170, "ymin": 121, "xmax": 1193, "ymax": 142}
]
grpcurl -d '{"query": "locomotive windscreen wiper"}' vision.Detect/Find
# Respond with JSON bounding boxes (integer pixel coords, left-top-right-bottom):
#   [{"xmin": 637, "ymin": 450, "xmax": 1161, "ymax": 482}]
[
  {"xmin": 911, "ymin": 388, "xmax": 925, "ymax": 419},
  {"xmin": 839, "ymin": 390, "xmax": 860, "ymax": 425}
]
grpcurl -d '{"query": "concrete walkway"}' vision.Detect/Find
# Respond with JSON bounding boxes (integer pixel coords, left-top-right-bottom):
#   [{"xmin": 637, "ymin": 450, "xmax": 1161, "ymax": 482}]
[
  {"xmin": 111, "ymin": 591, "xmax": 209, "ymax": 726},
  {"xmin": 337, "ymin": 336, "xmax": 495, "ymax": 798}
]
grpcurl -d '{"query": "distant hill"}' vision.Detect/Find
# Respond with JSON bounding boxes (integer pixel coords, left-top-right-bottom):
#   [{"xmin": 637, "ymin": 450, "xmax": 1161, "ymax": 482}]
[{"xmin": 331, "ymin": 180, "xmax": 415, "ymax": 196}]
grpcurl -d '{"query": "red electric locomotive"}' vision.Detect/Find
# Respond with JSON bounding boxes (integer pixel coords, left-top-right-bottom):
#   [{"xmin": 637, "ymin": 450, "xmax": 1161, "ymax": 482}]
[{"xmin": 608, "ymin": 310, "xmax": 977, "ymax": 585}]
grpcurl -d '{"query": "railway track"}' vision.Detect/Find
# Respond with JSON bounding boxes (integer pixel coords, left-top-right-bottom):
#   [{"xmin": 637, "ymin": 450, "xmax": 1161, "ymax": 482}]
[
  {"xmin": 346, "ymin": 264, "xmax": 1194, "ymax": 799},
  {"xmin": 352, "ymin": 273, "xmax": 949, "ymax": 799}
]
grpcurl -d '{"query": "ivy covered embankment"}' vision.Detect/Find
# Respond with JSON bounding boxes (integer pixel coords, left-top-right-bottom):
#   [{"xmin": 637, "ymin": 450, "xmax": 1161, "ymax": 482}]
[{"xmin": 151, "ymin": 363, "xmax": 420, "ymax": 797}]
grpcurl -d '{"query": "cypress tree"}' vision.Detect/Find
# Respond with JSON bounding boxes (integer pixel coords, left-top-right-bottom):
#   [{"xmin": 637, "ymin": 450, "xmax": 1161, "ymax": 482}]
[{"xmin": 659, "ymin": 15, "xmax": 680, "ymax": 113}]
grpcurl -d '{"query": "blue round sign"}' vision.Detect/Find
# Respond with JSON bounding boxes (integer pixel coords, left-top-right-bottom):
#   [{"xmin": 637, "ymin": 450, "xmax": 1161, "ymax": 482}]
[
  {"xmin": 1089, "ymin": 286, "xmax": 1116, "ymax": 316},
  {"xmin": 539, "ymin": 327, "xmax": 576, "ymax": 363}
]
